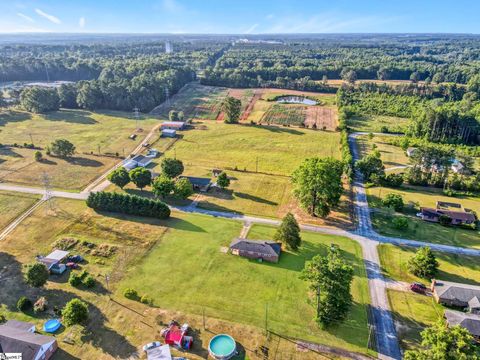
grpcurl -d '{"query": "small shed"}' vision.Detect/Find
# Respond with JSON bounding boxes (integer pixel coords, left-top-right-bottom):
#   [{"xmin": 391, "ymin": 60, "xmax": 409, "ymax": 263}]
[
  {"xmin": 161, "ymin": 129, "xmax": 177, "ymax": 138},
  {"xmin": 180, "ymin": 176, "xmax": 211, "ymax": 192}
]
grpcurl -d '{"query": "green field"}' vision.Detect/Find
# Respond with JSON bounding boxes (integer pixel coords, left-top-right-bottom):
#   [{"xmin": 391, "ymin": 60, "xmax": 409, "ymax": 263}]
[
  {"xmin": 368, "ymin": 187, "xmax": 480, "ymax": 248},
  {"xmin": 0, "ymin": 191, "xmax": 40, "ymax": 229},
  {"xmin": 379, "ymin": 243, "xmax": 480, "ymax": 285},
  {"xmin": 387, "ymin": 289, "xmax": 443, "ymax": 350},
  {"xmin": 356, "ymin": 134, "xmax": 409, "ymax": 169},
  {"xmin": 0, "ymin": 109, "xmax": 159, "ymax": 190},
  {"xmin": 261, "ymin": 104, "xmax": 306, "ymax": 126},
  {"xmin": 151, "ymin": 83, "xmax": 228, "ymax": 120},
  {"xmin": 348, "ymin": 114, "xmax": 410, "ymax": 133},
  {"xmin": 120, "ymin": 220, "xmax": 372, "ymax": 354}
]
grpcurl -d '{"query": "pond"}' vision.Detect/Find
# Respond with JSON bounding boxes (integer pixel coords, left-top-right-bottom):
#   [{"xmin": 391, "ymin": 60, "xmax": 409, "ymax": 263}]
[{"xmin": 276, "ymin": 96, "xmax": 318, "ymax": 105}]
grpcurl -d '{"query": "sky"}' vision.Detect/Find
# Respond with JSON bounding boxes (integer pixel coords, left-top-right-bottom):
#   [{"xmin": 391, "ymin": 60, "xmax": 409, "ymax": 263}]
[{"xmin": 1, "ymin": 0, "xmax": 480, "ymax": 34}]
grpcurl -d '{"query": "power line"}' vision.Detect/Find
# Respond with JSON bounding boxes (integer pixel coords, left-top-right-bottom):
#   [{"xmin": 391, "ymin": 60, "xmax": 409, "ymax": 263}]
[{"xmin": 41, "ymin": 172, "xmax": 55, "ymax": 214}]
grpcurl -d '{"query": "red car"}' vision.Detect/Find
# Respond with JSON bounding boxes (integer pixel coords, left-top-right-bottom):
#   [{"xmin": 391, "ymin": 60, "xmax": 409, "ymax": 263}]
[{"xmin": 410, "ymin": 282, "xmax": 427, "ymax": 294}]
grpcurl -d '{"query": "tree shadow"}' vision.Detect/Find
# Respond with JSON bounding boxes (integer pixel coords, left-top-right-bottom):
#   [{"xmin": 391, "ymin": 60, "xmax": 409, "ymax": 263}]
[
  {"xmin": 42, "ymin": 110, "xmax": 97, "ymax": 125},
  {"xmin": 249, "ymin": 124, "xmax": 305, "ymax": 135},
  {"xmin": 64, "ymin": 157, "xmax": 103, "ymax": 167},
  {"xmin": 52, "ymin": 347, "xmax": 81, "ymax": 360},
  {"xmin": 234, "ymin": 192, "xmax": 278, "ymax": 206},
  {"xmin": 0, "ymin": 146, "xmax": 24, "ymax": 158},
  {"xmin": 0, "ymin": 111, "xmax": 32, "ymax": 127},
  {"xmin": 40, "ymin": 158, "xmax": 57, "ymax": 165}
]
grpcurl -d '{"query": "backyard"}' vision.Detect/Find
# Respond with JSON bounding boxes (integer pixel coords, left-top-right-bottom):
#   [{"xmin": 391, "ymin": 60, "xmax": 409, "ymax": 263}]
[
  {"xmin": 0, "ymin": 109, "xmax": 159, "ymax": 190},
  {"xmin": 120, "ymin": 221, "xmax": 372, "ymax": 355}
]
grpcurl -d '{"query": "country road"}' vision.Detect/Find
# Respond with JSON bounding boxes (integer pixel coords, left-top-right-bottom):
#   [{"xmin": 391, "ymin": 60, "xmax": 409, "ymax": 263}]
[{"xmin": 1, "ymin": 129, "xmax": 479, "ymax": 359}]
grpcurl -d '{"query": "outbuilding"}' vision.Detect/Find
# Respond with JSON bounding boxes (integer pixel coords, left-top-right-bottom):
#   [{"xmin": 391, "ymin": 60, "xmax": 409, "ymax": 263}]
[
  {"xmin": 180, "ymin": 176, "xmax": 211, "ymax": 192},
  {"xmin": 161, "ymin": 129, "xmax": 177, "ymax": 138},
  {"xmin": 161, "ymin": 121, "xmax": 185, "ymax": 130}
]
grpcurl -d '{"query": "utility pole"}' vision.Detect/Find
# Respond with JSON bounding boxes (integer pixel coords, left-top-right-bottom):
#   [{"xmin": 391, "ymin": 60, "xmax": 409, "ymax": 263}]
[
  {"xmin": 29, "ymin": 133, "xmax": 34, "ymax": 146},
  {"xmin": 264, "ymin": 303, "xmax": 268, "ymax": 336},
  {"xmin": 41, "ymin": 172, "xmax": 55, "ymax": 214}
]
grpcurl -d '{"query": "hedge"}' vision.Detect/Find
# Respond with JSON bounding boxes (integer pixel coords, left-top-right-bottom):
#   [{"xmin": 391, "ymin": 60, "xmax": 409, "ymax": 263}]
[{"xmin": 86, "ymin": 191, "xmax": 170, "ymax": 219}]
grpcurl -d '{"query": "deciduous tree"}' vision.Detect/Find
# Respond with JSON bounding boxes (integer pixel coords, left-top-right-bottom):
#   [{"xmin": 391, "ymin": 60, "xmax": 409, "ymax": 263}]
[
  {"xmin": 174, "ymin": 177, "xmax": 194, "ymax": 199},
  {"xmin": 62, "ymin": 299, "xmax": 89, "ymax": 326},
  {"xmin": 161, "ymin": 158, "xmax": 184, "ymax": 178},
  {"xmin": 107, "ymin": 167, "xmax": 130, "ymax": 189},
  {"xmin": 274, "ymin": 213, "xmax": 301, "ymax": 250},
  {"xmin": 129, "ymin": 167, "xmax": 152, "ymax": 190},
  {"xmin": 25, "ymin": 263, "xmax": 49, "ymax": 287},
  {"xmin": 216, "ymin": 172, "xmax": 230, "ymax": 189},
  {"xmin": 152, "ymin": 175, "xmax": 175, "ymax": 198},
  {"xmin": 222, "ymin": 96, "xmax": 241, "ymax": 123},
  {"xmin": 50, "ymin": 139, "xmax": 75, "ymax": 158},
  {"xmin": 407, "ymin": 247, "xmax": 439, "ymax": 279}
]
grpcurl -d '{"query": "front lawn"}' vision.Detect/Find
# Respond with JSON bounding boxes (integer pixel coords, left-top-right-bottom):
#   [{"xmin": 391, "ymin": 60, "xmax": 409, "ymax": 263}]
[
  {"xmin": 120, "ymin": 220, "xmax": 372, "ymax": 354},
  {"xmin": 379, "ymin": 243, "xmax": 480, "ymax": 286}
]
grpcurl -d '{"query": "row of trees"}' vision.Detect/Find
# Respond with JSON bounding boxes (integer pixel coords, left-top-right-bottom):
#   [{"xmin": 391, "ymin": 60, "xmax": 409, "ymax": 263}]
[{"xmin": 86, "ymin": 191, "xmax": 171, "ymax": 219}]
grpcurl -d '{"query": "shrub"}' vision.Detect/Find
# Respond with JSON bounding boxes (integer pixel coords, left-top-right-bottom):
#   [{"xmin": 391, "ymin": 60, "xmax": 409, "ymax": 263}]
[
  {"xmin": 439, "ymin": 214, "xmax": 453, "ymax": 226},
  {"xmin": 86, "ymin": 191, "xmax": 170, "ymax": 219},
  {"xmin": 17, "ymin": 296, "xmax": 32, "ymax": 312},
  {"xmin": 140, "ymin": 295, "xmax": 153, "ymax": 305},
  {"xmin": 25, "ymin": 263, "xmax": 49, "ymax": 287},
  {"xmin": 382, "ymin": 173, "xmax": 404, "ymax": 188},
  {"xmin": 382, "ymin": 193, "xmax": 404, "ymax": 212},
  {"xmin": 392, "ymin": 216, "xmax": 409, "ymax": 230},
  {"xmin": 0, "ymin": 314, "xmax": 5, "ymax": 324},
  {"xmin": 69, "ymin": 273, "xmax": 82, "ymax": 287},
  {"xmin": 408, "ymin": 247, "xmax": 439, "ymax": 279},
  {"xmin": 33, "ymin": 297, "xmax": 48, "ymax": 313},
  {"xmin": 62, "ymin": 299, "xmax": 89, "ymax": 326},
  {"xmin": 124, "ymin": 288, "xmax": 139, "ymax": 300},
  {"xmin": 83, "ymin": 276, "xmax": 95, "ymax": 288},
  {"xmin": 34, "ymin": 151, "xmax": 42, "ymax": 162}
]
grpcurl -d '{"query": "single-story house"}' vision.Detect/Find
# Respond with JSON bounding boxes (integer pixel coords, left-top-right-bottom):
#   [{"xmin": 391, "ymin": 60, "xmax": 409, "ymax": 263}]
[
  {"xmin": 0, "ymin": 321, "xmax": 58, "ymax": 360},
  {"xmin": 451, "ymin": 159, "xmax": 466, "ymax": 174},
  {"xmin": 445, "ymin": 310, "xmax": 480, "ymax": 341},
  {"xmin": 123, "ymin": 154, "xmax": 154, "ymax": 170},
  {"xmin": 406, "ymin": 147, "xmax": 417, "ymax": 157},
  {"xmin": 161, "ymin": 121, "xmax": 185, "ymax": 130},
  {"xmin": 419, "ymin": 207, "xmax": 476, "ymax": 225},
  {"xmin": 37, "ymin": 249, "xmax": 69, "ymax": 274},
  {"xmin": 229, "ymin": 238, "xmax": 282, "ymax": 263},
  {"xmin": 432, "ymin": 280, "xmax": 480, "ymax": 313},
  {"xmin": 180, "ymin": 176, "xmax": 211, "ymax": 192},
  {"xmin": 161, "ymin": 129, "xmax": 177, "ymax": 138}
]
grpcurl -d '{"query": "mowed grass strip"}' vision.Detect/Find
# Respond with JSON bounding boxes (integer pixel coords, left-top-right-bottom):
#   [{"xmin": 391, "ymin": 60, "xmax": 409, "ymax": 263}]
[
  {"xmin": 0, "ymin": 191, "xmax": 40, "ymax": 229},
  {"xmin": 347, "ymin": 114, "xmax": 410, "ymax": 133},
  {"xmin": 162, "ymin": 121, "xmax": 341, "ymax": 176},
  {"xmin": 120, "ymin": 220, "xmax": 371, "ymax": 354},
  {"xmin": 0, "ymin": 109, "xmax": 159, "ymax": 190},
  {"xmin": 356, "ymin": 134, "xmax": 410, "ymax": 169},
  {"xmin": 379, "ymin": 244, "xmax": 480, "ymax": 286},
  {"xmin": 387, "ymin": 289, "xmax": 443, "ymax": 351}
]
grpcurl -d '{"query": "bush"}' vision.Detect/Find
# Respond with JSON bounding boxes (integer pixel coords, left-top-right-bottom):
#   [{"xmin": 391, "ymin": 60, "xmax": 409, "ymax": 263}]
[
  {"xmin": 0, "ymin": 314, "xmax": 5, "ymax": 324},
  {"xmin": 140, "ymin": 295, "xmax": 153, "ymax": 305},
  {"xmin": 382, "ymin": 193, "xmax": 404, "ymax": 212},
  {"xmin": 62, "ymin": 299, "xmax": 89, "ymax": 326},
  {"xmin": 17, "ymin": 296, "xmax": 32, "ymax": 312},
  {"xmin": 439, "ymin": 214, "xmax": 453, "ymax": 226},
  {"xmin": 86, "ymin": 191, "xmax": 170, "ymax": 219},
  {"xmin": 392, "ymin": 216, "xmax": 409, "ymax": 230},
  {"xmin": 382, "ymin": 173, "xmax": 404, "ymax": 188},
  {"xmin": 408, "ymin": 247, "xmax": 439, "ymax": 279},
  {"xmin": 34, "ymin": 297, "xmax": 48, "ymax": 313},
  {"xmin": 69, "ymin": 273, "xmax": 82, "ymax": 287},
  {"xmin": 34, "ymin": 151, "xmax": 42, "ymax": 162},
  {"xmin": 124, "ymin": 288, "xmax": 139, "ymax": 300},
  {"xmin": 25, "ymin": 263, "xmax": 49, "ymax": 287},
  {"xmin": 83, "ymin": 276, "xmax": 95, "ymax": 288}
]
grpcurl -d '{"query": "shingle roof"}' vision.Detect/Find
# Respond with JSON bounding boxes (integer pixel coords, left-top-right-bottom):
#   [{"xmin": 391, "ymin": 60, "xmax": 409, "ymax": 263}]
[
  {"xmin": 421, "ymin": 208, "xmax": 476, "ymax": 222},
  {"xmin": 4, "ymin": 320, "xmax": 35, "ymax": 332},
  {"xmin": 434, "ymin": 280, "xmax": 480, "ymax": 304},
  {"xmin": 469, "ymin": 296, "xmax": 480, "ymax": 309},
  {"xmin": 230, "ymin": 238, "xmax": 282, "ymax": 257},
  {"xmin": 445, "ymin": 310, "xmax": 480, "ymax": 337},
  {"xmin": 180, "ymin": 176, "xmax": 211, "ymax": 187},
  {"xmin": 0, "ymin": 325, "xmax": 56, "ymax": 360}
]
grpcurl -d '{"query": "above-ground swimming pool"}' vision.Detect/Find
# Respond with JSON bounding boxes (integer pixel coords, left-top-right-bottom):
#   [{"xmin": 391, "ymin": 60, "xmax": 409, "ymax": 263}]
[
  {"xmin": 208, "ymin": 334, "xmax": 237, "ymax": 360},
  {"xmin": 43, "ymin": 319, "xmax": 61, "ymax": 333}
]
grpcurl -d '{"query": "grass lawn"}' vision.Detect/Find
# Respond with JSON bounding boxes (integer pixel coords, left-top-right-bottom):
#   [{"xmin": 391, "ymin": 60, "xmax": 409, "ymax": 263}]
[
  {"xmin": 0, "ymin": 190, "xmax": 40, "ymax": 229},
  {"xmin": 0, "ymin": 109, "xmax": 159, "ymax": 190},
  {"xmin": 120, "ymin": 221, "xmax": 372, "ymax": 355},
  {"xmin": 348, "ymin": 114, "xmax": 409, "ymax": 133},
  {"xmin": 387, "ymin": 289, "xmax": 443, "ymax": 351},
  {"xmin": 368, "ymin": 186, "xmax": 480, "ymax": 248},
  {"xmin": 379, "ymin": 243, "xmax": 480, "ymax": 286},
  {"xmin": 356, "ymin": 134, "xmax": 409, "ymax": 169}
]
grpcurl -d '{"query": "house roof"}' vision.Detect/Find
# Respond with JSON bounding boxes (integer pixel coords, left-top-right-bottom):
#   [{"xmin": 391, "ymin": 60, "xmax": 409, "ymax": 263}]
[
  {"xmin": 131, "ymin": 154, "xmax": 152, "ymax": 166},
  {"xmin": 161, "ymin": 121, "xmax": 184, "ymax": 128},
  {"xmin": 161, "ymin": 129, "xmax": 177, "ymax": 134},
  {"xmin": 147, "ymin": 344, "xmax": 172, "ymax": 360},
  {"xmin": 469, "ymin": 296, "xmax": 480, "ymax": 309},
  {"xmin": 445, "ymin": 310, "xmax": 480, "ymax": 337},
  {"xmin": 0, "ymin": 325, "xmax": 56, "ymax": 360},
  {"xmin": 230, "ymin": 238, "xmax": 282, "ymax": 257},
  {"xmin": 433, "ymin": 280, "xmax": 480, "ymax": 304},
  {"xmin": 4, "ymin": 320, "xmax": 35, "ymax": 332},
  {"xmin": 180, "ymin": 176, "xmax": 211, "ymax": 187},
  {"xmin": 46, "ymin": 249, "xmax": 69, "ymax": 262},
  {"xmin": 421, "ymin": 208, "xmax": 476, "ymax": 222}
]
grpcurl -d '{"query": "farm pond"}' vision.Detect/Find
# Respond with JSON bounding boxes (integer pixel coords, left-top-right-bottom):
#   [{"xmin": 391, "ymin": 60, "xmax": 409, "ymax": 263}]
[{"xmin": 276, "ymin": 96, "xmax": 318, "ymax": 105}]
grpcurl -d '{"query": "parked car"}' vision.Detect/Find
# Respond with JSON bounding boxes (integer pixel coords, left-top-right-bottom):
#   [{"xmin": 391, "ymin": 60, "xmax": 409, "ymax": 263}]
[
  {"xmin": 67, "ymin": 255, "xmax": 83, "ymax": 263},
  {"xmin": 143, "ymin": 341, "xmax": 162, "ymax": 352},
  {"xmin": 50, "ymin": 263, "xmax": 67, "ymax": 275},
  {"xmin": 410, "ymin": 282, "xmax": 427, "ymax": 294},
  {"xmin": 66, "ymin": 262, "xmax": 79, "ymax": 269}
]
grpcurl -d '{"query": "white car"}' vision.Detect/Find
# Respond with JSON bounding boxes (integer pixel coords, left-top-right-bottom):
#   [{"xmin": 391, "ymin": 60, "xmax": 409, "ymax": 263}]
[{"xmin": 143, "ymin": 341, "xmax": 162, "ymax": 351}]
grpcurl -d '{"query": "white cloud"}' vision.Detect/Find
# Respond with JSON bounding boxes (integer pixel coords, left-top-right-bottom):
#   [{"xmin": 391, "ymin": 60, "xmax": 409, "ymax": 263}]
[
  {"xmin": 35, "ymin": 8, "xmax": 61, "ymax": 24},
  {"xmin": 79, "ymin": 17, "xmax": 86, "ymax": 28},
  {"xmin": 17, "ymin": 12, "xmax": 35, "ymax": 23},
  {"xmin": 244, "ymin": 23, "xmax": 259, "ymax": 34}
]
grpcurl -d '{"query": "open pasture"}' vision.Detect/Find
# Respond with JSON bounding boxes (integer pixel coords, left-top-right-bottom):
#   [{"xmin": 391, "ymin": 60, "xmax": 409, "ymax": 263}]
[
  {"xmin": 0, "ymin": 109, "xmax": 158, "ymax": 190},
  {"xmin": 0, "ymin": 191, "xmax": 40, "ymax": 230},
  {"xmin": 150, "ymin": 83, "xmax": 228, "ymax": 120}
]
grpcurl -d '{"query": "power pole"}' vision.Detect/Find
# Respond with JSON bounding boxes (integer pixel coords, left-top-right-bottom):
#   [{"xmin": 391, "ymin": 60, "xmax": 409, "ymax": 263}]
[
  {"xmin": 264, "ymin": 303, "xmax": 269, "ymax": 336},
  {"xmin": 41, "ymin": 172, "xmax": 55, "ymax": 214},
  {"xmin": 29, "ymin": 133, "xmax": 34, "ymax": 146}
]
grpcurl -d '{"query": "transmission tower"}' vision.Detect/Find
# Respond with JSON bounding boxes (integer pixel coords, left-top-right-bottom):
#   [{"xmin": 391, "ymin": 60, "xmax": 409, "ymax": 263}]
[
  {"xmin": 41, "ymin": 172, "xmax": 55, "ymax": 214},
  {"xmin": 133, "ymin": 107, "xmax": 140, "ymax": 131}
]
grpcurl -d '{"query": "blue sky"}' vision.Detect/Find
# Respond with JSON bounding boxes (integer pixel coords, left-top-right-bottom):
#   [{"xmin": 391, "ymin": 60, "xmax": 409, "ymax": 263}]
[{"xmin": 1, "ymin": 0, "xmax": 479, "ymax": 34}]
